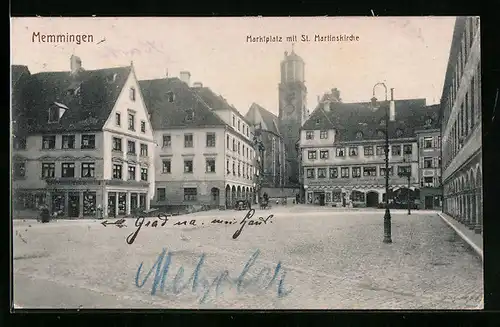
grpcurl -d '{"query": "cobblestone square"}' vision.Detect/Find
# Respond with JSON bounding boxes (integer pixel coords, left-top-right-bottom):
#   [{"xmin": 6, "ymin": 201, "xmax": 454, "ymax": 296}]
[{"xmin": 13, "ymin": 207, "xmax": 483, "ymax": 309}]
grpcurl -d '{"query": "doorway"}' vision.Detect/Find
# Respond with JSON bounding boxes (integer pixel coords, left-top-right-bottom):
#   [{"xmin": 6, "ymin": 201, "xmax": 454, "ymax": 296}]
[
  {"xmin": 425, "ymin": 196, "xmax": 434, "ymax": 209},
  {"xmin": 108, "ymin": 193, "xmax": 116, "ymax": 218},
  {"xmin": 319, "ymin": 193, "xmax": 325, "ymax": 206},
  {"xmin": 68, "ymin": 193, "xmax": 80, "ymax": 218},
  {"xmin": 211, "ymin": 188, "xmax": 220, "ymax": 208},
  {"xmin": 366, "ymin": 191, "xmax": 379, "ymax": 208}
]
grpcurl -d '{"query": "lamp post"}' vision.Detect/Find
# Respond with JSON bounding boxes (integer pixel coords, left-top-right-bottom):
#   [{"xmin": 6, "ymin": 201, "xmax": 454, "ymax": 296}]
[{"xmin": 371, "ymin": 82, "xmax": 393, "ymax": 244}]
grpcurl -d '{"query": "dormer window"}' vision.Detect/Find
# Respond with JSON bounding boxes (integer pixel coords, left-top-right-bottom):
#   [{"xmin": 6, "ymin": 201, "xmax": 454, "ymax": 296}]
[
  {"xmin": 377, "ymin": 130, "xmax": 385, "ymax": 138},
  {"xmin": 185, "ymin": 109, "xmax": 194, "ymax": 122},
  {"xmin": 379, "ymin": 118, "xmax": 386, "ymax": 126},
  {"xmin": 355, "ymin": 131, "xmax": 363, "ymax": 139},
  {"xmin": 315, "ymin": 119, "xmax": 321, "ymax": 125},
  {"xmin": 166, "ymin": 91, "xmax": 175, "ymax": 102},
  {"xmin": 48, "ymin": 107, "xmax": 60, "ymax": 123},
  {"xmin": 425, "ymin": 118, "xmax": 433, "ymax": 127},
  {"xmin": 130, "ymin": 87, "xmax": 136, "ymax": 101},
  {"xmin": 395, "ymin": 129, "xmax": 404, "ymax": 137}
]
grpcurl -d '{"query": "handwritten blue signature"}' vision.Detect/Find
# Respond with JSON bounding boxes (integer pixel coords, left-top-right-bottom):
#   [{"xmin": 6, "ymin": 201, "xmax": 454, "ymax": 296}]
[{"xmin": 135, "ymin": 249, "xmax": 292, "ymax": 304}]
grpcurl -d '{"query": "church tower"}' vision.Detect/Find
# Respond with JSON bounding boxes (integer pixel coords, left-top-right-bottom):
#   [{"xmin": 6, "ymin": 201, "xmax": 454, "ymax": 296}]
[{"xmin": 278, "ymin": 45, "xmax": 307, "ymax": 186}]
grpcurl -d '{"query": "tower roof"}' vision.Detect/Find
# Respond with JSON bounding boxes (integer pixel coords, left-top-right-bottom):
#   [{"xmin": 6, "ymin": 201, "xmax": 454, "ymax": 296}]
[{"xmin": 283, "ymin": 44, "xmax": 303, "ymax": 62}]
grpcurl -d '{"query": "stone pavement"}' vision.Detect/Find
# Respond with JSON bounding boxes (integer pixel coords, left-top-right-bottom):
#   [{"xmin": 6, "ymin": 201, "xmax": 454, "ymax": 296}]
[{"xmin": 13, "ymin": 208, "xmax": 483, "ymax": 309}]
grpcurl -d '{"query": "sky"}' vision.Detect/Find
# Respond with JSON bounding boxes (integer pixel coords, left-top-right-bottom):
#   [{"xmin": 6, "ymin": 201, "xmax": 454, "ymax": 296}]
[{"xmin": 11, "ymin": 17, "xmax": 456, "ymax": 116}]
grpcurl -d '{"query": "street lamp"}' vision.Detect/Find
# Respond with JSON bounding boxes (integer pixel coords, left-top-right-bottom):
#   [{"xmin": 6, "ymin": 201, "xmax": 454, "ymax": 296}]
[
  {"xmin": 399, "ymin": 153, "xmax": 412, "ymax": 215},
  {"xmin": 371, "ymin": 82, "xmax": 394, "ymax": 244}
]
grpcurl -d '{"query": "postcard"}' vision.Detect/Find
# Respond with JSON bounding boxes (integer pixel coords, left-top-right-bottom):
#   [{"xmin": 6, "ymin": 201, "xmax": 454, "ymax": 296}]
[{"xmin": 11, "ymin": 16, "xmax": 483, "ymax": 310}]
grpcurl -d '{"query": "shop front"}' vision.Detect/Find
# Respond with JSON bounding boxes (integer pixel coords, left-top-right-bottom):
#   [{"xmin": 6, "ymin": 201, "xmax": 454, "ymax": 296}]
[{"xmin": 106, "ymin": 190, "xmax": 148, "ymax": 218}]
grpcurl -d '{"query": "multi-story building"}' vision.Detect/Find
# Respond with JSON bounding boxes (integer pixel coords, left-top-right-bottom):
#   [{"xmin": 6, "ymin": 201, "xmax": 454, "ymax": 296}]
[
  {"xmin": 300, "ymin": 94, "xmax": 439, "ymax": 208},
  {"xmin": 11, "ymin": 56, "xmax": 155, "ymax": 218},
  {"xmin": 440, "ymin": 16, "xmax": 482, "ymax": 234},
  {"xmin": 245, "ymin": 102, "xmax": 285, "ymax": 188},
  {"xmin": 141, "ymin": 72, "xmax": 256, "ymax": 210},
  {"xmin": 416, "ymin": 107, "xmax": 443, "ymax": 209}
]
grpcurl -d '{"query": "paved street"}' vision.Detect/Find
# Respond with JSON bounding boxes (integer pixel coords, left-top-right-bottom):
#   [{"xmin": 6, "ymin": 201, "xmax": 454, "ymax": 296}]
[{"xmin": 13, "ymin": 207, "xmax": 483, "ymax": 309}]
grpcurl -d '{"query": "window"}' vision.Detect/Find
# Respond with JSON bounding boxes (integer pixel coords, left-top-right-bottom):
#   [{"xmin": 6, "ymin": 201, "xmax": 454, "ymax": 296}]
[
  {"xmin": 14, "ymin": 162, "xmax": 25, "ymax": 178},
  {"xmin": 377, "ymin": 130, "xmax": 385, "ymax": 138},
  {"xmin": 113, "ymin": 137, "xmax": 122, "ymax": 152},
  {"xmin": 226, "ymin": 135, "xmax": 230, "ymax": 149},
  {"xmin": 184, "ymin": 134, "xmax": 193, "ymax": 148},
  {"xmin": 336, "ymin": 147, "xmax": 345, "ymax": 157},
  {"xmin": 81, "ymin": 163, "xmax": 95, "ymax": 178},
  {"xmin": 308, "ymin": 150, "xmax": 317, "ymax": 159},
  {"xmin": 232, "ymin": 139, "xmax": 236, "ymax": 151},
  {"xmin": 141, "ymin": 120, "xmax": 146, "ymax": 133},
  {"xmin": 13, "ymin": 136, "xmax": 27, "ymax": 150},
  {"xmin": 380, "ymin": 166, "xmax": 393, "ymax": 176},
  {"xmin": 352, "ymin": 191, "xmax": 365, "ymax": 203},
  {"xmin": 161, "ymin": 160, "xmax": 172, "ymax": 174},
  {"xmin": 226, "ymin": 159, "xmax": 230, "ymax": 174},
  {"xmin": 438, "ymin": 157, "xmax": 442, "ymax": 167},
  {"xmin": 48, "ymin": 107, "xmax": 59, "ymax": 123},
  {"xmin": 232, "ymin": 116, "xmax": 236, "ymax": 127},
  {"xmin": 320, "ymin": 131, "xmax": 328, "ymax": 139},
  {"xmin": 184, "ymin": 160, "xmax": 193, "ymax": 173},
  {"xmin": 62, "ymin": 135, "xmax": 75, "ymax": 149},
  {"xmin": 392, "ymin": 145, "xmax": 401, "ymax": 156},
  {"xmin": 128, "ymin": 113, "xmax": 135, "ymax": 131},
  {"xmin": 232, "ymin": 162, "xmax": 236, "ymax": 175},
  {"xmin": 329, "ymin": 167, "xmax": 338, "ymax": 178},
  {"xmin": 352, "ymin": 167, "xmax": 361, "ymax": 178},
  {"xmin": 423, "ymin": 176, "xmax": 434, "ymax": 187},
  {"xmin": 320, "ymin": 150, "xmax": 329, "ymax": 159},
  {"xmin": 167, "ymin": 91, "xmax": 174, "ymax": 102},
  {"xmin": 317, "ymin": 168, "xmax": 327, "ymax": 178},
  {"xmin": 424, "ymin": 137, "xmax": 433, "ymax": 149},
  {"xmin": 206, "ymin": 133, "xmax": 216, "ymax": 147},
  {"xmin": 398, "ymin": 165, "xmax": 411, "ymax": 175},
  {"xmin": 355, "ymin": 131, "xmax": 363, "ymax": 139},
  {"xmin": 403, "ymin": 144, "xmax": 412, "ymax": 155},
  {"xmin": 363, "ymin": 166, "xmax": 377, "ymax": 176},
  {"xmin": 376, "ymin": 145, "xmax": 385, "ymax": 156},
  {"xmin": 127, "ymin": 141, "xmax": 136, "ymax": 155},
  {"xmin": 157, "ymin": 188, "xmax": 166, "ymax": 201},
  {"xmin": 206, "ymin": 159, "xmax": 216, "ymax": 173},
  {"xmin": 115, "ymin": 113, "xmax": 121, "ymax": 126},
  {"xmin": 113, "ymin": 164, "xmax": 122, "ymax": 179},
  {"xmin": 349, "ymin": 147, "xmax": 358, "ymax": 156},
  {"xmin": 185, "ymin": 109, "xmax": 194, "ymax": 122},
  {"xmin": 238, "ymin": 120, "xmax": 241, "ymax": 131},
  {"xmin": 238, "ymin": 142, "xmax": 241, "ymax": 154},
  {"xmin": 42, "ymin": 136, "xmax": 56, "ymax": 149},
  {"xmin": 61, "ymin": 162, "xmax": 75, "ymax": 178},
  {"xmin": 306, "ymin": 131, "xmax": 314, "ymax": 140},
  {"xmin": 163, "ymin": 134, "xmax": 171, "ymax": 147},
  {"xmin": 184, "ymin": 188, "xmax": 197, "ymax": 201},
  {"xmin": 424, "ymin": 157, "xmax": 433, "ymax": 168},
  {"xmin": 140, "ymin": 144, "xmax": 148, "ymax": 156},
  {"xmin": 141, "ymin": 168, "xmax": 148, "ymax": 181},
  {"xmin": 306, "ymin": 168, "xmax": 315, "ymax": 178},
  {"xmin": 363, "ymin": 146, "xmax": 374, "ymax": 156},
  {"xmin": 341, "ymin": 167, "xmax": 349, "ymax": 178},
  {"xmin": 41, "ymin": 163, "xmax": 55, "ymax": 178},
  {"xmin": 81, "ymin": 135, "xmax": 95, "ymax": 149},
  {"xmin": 425, "ymin": 118, "xmax": 433, "ymax": 127},
  {"xmin": 128, "ymin": 165, "xmax": 136, "ymax": 180},
  {"xmin": 129, "ymin": 87, "xmax": 136, "ymax": 101},
  {"xmin": 396, "ymin": 129, "xmax": 404, "ymax": 137},
  {"xmin": 238, "ymin": 163, "xmax": 241, "ymax": 176}
]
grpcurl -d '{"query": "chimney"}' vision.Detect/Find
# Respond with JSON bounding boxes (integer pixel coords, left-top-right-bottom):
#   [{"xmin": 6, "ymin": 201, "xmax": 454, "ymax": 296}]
[
  {"xmin": 192, "ymin": 82, "xmax": 203, "ymax": 88},
  {"xmin": 179, "ymin": 71, "xmax": 191, "ymax": 86},
  {"xmin": 389, "ymin": 88, "xmax": 396, "ymax": 121},
  {"xmin": 70, "ymin": 55, "xmax": 82, "ymax": 76}
]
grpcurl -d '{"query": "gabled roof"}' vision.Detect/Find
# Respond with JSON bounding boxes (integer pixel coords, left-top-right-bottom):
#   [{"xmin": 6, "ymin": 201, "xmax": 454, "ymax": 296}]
[
  {"xmin": 17, "ymin": 65, "xmax": 132, "ymax": 134},
  {"xmin": 245, "ymin": 102, "xmax": 281, "ymax": 136},
  {"xmin": 302, "ymin": 98, "xmax": 440, "ymax": 142},
  {"xmin": 12, "ymin": 65, "xmax": 31, "ymax": 89},
  {"xmin": 193, "ymin": 87, "xmax": 250, "ymax": 125},
  {"xmin": 139, "ymin": 77, "xmax": 227, "ymax": 129}
]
